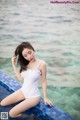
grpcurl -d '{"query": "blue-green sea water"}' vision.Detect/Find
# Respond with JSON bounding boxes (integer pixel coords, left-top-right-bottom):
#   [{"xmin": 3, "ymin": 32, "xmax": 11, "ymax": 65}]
[{"xmin": 0, "ymin": 0, "xmax": 80, "ymax": 119}]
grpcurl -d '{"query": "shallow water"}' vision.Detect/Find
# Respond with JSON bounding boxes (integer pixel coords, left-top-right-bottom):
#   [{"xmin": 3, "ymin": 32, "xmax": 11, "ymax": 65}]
[{"xmin": 0, "ymin": 0, "xmax": 80, "ymax": 119}]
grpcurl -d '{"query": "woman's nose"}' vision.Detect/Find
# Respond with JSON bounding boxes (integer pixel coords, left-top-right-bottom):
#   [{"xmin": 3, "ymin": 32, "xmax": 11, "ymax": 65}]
[{"xmin": 27, "ymin": 55, "xmax": 31, "ymax": 60}]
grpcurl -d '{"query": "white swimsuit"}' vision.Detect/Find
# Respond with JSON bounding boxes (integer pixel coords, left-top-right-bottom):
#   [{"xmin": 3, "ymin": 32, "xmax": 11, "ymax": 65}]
[{"xmin": 21, "ymin": 63, "xmax": 41, "ymax": 98}]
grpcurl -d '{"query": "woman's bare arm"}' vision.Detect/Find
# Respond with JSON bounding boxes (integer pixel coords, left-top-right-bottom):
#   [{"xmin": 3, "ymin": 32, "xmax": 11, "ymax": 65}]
[
  {"xmin": 41, "ymin": 61, "xmax": 53, "ymax": 107},
  {"xmin": 12, "ymin": 56, "xmax": 23, "ymax": 81},
  {"xmin": 41, "ymin": 61, "xmax": 47, "ymax": 99}
]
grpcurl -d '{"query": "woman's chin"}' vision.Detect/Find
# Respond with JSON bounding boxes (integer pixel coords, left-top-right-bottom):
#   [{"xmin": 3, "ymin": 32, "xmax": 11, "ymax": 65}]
[
  {"xmin": 30, "ymin": 58, "xmax": 36, "ymax": 62},
  {"xmin": 30, "ymin": 58, "xmax": 34, "ymax": 62}
]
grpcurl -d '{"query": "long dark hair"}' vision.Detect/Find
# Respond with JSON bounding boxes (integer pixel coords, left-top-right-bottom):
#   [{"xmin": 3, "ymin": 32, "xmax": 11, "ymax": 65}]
[{"xmin": 14, "ymin": 42, "xmax": 35, "ymax": 72}]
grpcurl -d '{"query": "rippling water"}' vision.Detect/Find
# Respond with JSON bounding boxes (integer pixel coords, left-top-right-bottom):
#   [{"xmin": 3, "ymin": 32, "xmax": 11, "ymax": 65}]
[{"xmin": 0, "ymin": 0, "xmax": 80, "ymax": 119}]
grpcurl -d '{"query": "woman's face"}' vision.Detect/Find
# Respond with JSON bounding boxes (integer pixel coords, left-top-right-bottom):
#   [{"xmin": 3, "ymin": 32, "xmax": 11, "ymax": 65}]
[{"xmin": 22, "ymin": 48, "xmax": 35, "ymax": 62}]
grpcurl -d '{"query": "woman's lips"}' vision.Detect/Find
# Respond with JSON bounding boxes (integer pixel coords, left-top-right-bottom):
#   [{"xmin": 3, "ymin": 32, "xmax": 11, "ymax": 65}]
[{"xmin": 30, "ymin": 58, "xmax": 33, "ymax": 61}]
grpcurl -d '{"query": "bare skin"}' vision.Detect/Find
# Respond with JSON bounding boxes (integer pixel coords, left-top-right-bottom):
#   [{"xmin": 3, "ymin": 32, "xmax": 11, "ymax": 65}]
[
  {"xmin": 0, "ymin": 88, "xmax": 41, "ymax": 118},
  {"xmin": 0, "ymin": 47, "xmax": 53, "ymax": 118},
  {"xmin": 0, "ymin": 89, "xmax": 25, "ymax": 106}
]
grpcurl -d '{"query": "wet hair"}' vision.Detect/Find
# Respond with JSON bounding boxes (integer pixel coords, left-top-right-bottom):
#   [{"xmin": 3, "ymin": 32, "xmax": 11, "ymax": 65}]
[{"xmin": 14, "ymin": 42, "xmax": 35, "ymax": 72}]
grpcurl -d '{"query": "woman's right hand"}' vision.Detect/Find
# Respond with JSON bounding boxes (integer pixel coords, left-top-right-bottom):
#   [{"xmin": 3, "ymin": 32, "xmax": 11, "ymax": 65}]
[{"xmin": 11, "ymin": 56, "xmax": 17, "ymax": 66}]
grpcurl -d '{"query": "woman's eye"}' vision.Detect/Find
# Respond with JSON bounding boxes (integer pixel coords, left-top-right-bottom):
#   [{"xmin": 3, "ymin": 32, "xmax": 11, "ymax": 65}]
[
  {"xmin": 24, "ymin": 55, "xmax": 27, "ymax": 57},
  {"xmin": 28, "ymin": 51, "xmax": 32, "ymax": 54}
]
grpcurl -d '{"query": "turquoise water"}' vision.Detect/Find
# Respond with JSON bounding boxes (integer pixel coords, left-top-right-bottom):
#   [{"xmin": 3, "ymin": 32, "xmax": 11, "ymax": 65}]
[{"xmin": 0, "ymin": 0, "xmax": 80, "ymax": 119}]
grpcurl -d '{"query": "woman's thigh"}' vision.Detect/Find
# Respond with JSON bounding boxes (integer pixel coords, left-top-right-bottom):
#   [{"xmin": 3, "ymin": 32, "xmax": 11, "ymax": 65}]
[
  {"xmin": 1, "ymin": 89, "xmax": 25, "ymax": 106},
  {"xmin": 9, "ymin": 96, "xmax": 41, "ymax": 118}
]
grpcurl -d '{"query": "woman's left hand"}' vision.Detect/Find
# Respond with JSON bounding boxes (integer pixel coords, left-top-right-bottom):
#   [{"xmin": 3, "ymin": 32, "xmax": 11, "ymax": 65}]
[{"xmin": 44, "ymin": 97, "xmax": 53, "ymax": 107}]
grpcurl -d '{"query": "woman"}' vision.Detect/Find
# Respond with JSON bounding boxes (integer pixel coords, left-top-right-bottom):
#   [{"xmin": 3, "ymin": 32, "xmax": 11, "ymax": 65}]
[{"xmin": 0, "ymin": 42, "xmax": 53, "ymax": 118}]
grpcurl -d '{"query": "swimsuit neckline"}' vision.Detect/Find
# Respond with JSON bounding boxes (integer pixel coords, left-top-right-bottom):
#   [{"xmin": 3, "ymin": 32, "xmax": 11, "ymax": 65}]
[{"xmin": 27, "ymin": 68, "xmax": 41, "ymax": 75}]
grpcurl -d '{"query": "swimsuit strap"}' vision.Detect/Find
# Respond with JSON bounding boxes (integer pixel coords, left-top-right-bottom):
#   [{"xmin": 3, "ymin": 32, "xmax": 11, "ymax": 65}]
[
  {"xmin": 27, "ymin": 60, "xmax": 41, "ymax": 71},
  {"xmin": 37, "ymin": 61, "xmax": 41, "ymax": 70}
]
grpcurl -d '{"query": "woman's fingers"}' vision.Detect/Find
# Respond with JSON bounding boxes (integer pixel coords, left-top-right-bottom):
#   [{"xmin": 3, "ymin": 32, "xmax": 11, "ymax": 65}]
[
  {"xmin": 49, "ymin": 102, "xmax": 53, "ymax": 107},
  {"xmin": 47, "ymin": 100, "xmax": 53, "ymax": 107},
  {"xmin": 11, "ymin": 56, "xmax": 17, "ymax": 65},
  {"xmin": 45, "ymin": 99, "xmax": 53, "ymax": 107}
]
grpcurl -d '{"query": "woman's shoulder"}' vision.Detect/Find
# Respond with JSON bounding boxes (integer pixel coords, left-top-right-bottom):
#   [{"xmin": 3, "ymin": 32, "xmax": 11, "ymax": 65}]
[
  {"xmin": 38, "ymin": 59, "xmax": 46, "ymax": 65},
  {"xmin": 38, "ymin": 59, "xmax": 47, "ymax": 69},
  {"xmin": 38, "ymin": 59, "xmax": 47, "ymax": 73}
]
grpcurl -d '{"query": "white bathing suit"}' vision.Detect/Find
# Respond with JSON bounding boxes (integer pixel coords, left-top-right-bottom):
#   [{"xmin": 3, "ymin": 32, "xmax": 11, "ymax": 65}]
[{"xmin": 21, "ymin": 63, "xmax": 41, "ymax": 98}]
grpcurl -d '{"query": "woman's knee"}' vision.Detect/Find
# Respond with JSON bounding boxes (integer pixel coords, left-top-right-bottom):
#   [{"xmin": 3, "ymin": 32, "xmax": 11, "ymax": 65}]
[
  {"xmin": 0, "ymin": 99, "xmax": 6, "ymax": 106},
  {"xmin": 9, "ymin": 109, "xmax": 16, "ymax": 118}
]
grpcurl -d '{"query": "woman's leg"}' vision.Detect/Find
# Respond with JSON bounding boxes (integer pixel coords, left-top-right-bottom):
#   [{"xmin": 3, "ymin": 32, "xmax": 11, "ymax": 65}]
[
  {"xmin": 0, "ymin": 89, "xmax": 25, "ymax": 106},
  {"xmin": 9, "ymin": 96, "xmax": 41, "ymax": 118}
]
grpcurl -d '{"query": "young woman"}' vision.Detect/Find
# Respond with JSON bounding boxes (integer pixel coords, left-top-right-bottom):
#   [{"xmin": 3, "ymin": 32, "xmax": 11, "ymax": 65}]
[{"xmin": 0, "ymin": 42, "xmax": 53, "ymax": 118}]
